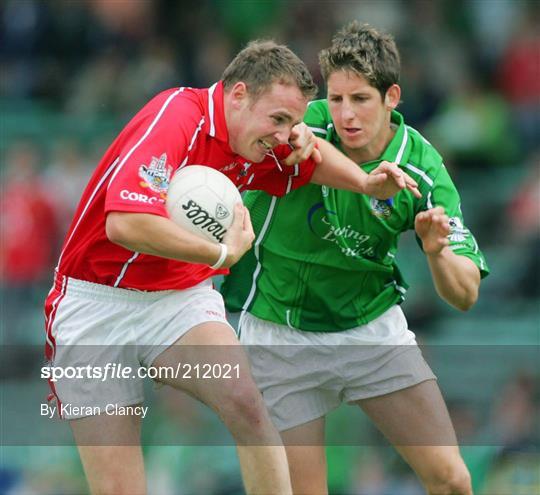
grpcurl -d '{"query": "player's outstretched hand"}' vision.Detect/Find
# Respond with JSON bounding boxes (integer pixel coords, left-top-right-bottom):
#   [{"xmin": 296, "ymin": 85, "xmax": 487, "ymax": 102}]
[
  {"xmin": 415, "ymin": 206, "xmax": 450, "ymax": 255},
  {"xmin": 283, "ymin": 122, "xmax": 322, "ymax": 166},
  {"xmin": 365, "ymin": 161, "xmax": 421, "ymax": 199},
  {"xmin": 222, "ymin": 203, "xmax": 255, "ymax": 268}
]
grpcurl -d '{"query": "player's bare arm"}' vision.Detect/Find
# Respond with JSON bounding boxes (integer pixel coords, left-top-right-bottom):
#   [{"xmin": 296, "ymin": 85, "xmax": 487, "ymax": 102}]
[
  {"xmin": 416, "ymin": 206, "xmax": 481, "ymax": 311},
  {"xmin": 106, "ymin": 206, "xmax": 253, "ymax": 269},
  {"xmin": 310, "ymin": 138, "xmax": 421, "ymax": 199}
]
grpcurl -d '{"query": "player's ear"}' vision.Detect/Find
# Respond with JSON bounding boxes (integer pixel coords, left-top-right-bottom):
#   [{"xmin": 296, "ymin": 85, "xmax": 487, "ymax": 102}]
[
  {"xmin": 384, "ymin": 84, "xmax": 401, "ymax": 110},
  {"xmin": 230, "ymin": 82, "xmax": 249, "ymax": 109}
]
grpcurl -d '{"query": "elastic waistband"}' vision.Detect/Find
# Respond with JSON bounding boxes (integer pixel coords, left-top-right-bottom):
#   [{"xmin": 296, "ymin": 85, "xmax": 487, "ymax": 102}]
[{"xmin": 54, "ymin": 273, "xmax": 210, "ymax": 304}]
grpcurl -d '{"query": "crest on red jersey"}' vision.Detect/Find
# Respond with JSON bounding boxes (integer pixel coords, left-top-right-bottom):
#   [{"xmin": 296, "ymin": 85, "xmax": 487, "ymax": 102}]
[{"xmin": 139, "ymin": 153, "xmax": 173, "ymax": 193}]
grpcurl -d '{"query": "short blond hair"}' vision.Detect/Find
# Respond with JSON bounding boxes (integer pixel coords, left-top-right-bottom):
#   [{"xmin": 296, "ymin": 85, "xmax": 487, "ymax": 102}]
[{"xmin": 222, "ymin": 40, "xmax": 318, "ymax": 99}]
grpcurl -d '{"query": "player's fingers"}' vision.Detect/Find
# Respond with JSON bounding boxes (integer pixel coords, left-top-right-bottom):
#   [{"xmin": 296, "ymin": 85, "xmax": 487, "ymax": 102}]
[
  {"xmin": 416, "ymin": 211, "xmax": 430, "ymax": 223},
  {"xmin": 419, "ymin": 215, "xmax": 434, "ymax": 230},
  {"xmin": 288, "ymin": 126, "xmax": 300, "ymax": 142},
  {"xmin": 242, "ymin": 206, "xmax": 254, "ymax": 235},
  {"xmin": 232, "ymin": 202, "xmax": 245, "ymax": 227},
  {"xmin": 376, "ymin": 160, "xmax": 394, "ymax": 170},
  {"xmin": 369, "ymin": 172, "xmax": 388, "ymax": 185},
  {"xmin": 433, "ymin": 213, "xmax": 448, "ymax": 226},
  {"xmin": 389, "ymin": 168, "xmax": 406, "ymax": 188},
  {"xmin": 439, "ymin": 221, "xmax": 451, "ymax": 236},
  {"xmin": 433, "ymin": 214, "xmax": 449, "ymax": 229},
  {"xmin": 403, "ymin": 173, "xmax": 418, "ymax": 189},
  {"xmin": 436, "ymin": 225, "xmax": 450, "ymax": 237},
  {"xmin": 297, "ymin": 139, "xmax": 316, "ymax": 162},
  {"xmin": 407, "ymin": 184, "xmax": 422, "ymax": 198},
  {"xmin": 282, "ymin": 152, "xmax": 297, "ymax": 167},
  {"xmin": 290, "ymin": 122, "xmax": 308, "ymax": 140},
  {"xmin": 283, "ymin": 140, "xmax": 315, "ymax": 166},
  {"xmin": 287, "ymin": 122, "xmax": 310, "ymax": 147},
  {"xmin": 431, "ymin": 206, "xmax": 445, "ymax": 215},
  {"xmin": 403, "ymin": 173, "xmax": 421, "ymax": 198},
  {"xmin": 381, "ymin": 163, "xmax": 406, "ymax": 186},
  {"xmin": 439, "ymin": 213, "xmax": 450, "ymax": 226},
  {"xmin": 312, "ymin": 146, "xmax": 322, "ymax": 164}
]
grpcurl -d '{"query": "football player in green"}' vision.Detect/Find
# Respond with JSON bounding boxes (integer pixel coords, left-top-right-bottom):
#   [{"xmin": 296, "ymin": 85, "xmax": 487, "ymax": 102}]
[{"xmin": 222, "ymin": 22, "xmax": 489, "ymax": 495}]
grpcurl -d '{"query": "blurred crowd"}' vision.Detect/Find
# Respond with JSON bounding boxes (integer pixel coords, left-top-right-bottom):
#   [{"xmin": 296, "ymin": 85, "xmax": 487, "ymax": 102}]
[{"xmin": 1, "ymin": 0, "xmax": 538, "ymax": 494}]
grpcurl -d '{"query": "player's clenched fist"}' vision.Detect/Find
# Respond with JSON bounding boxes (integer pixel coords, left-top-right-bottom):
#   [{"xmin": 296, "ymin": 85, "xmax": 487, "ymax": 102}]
[
  {"xmin": 222, "ymin": 203, "xmax": 255, "ymax": 268},
  {"xmin": 283, "ymin": 122, "xmax": 322, "ymax": 166},
  {"xmin": 415, "ymin": 206, "xmax": 451, "ymax": 255}
]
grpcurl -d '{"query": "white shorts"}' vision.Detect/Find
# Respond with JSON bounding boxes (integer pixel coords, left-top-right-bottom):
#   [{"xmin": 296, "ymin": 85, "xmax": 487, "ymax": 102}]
[
  {"xmin": 238, "ymin": 306, "xmax": 436, "ymax": 431},
  {"xmin": 45, "ymin": 276, "xmax": 232, "ymax": 419}
]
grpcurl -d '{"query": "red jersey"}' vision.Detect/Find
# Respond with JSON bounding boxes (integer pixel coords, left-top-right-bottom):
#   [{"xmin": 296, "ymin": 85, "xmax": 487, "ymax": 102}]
[{"xmin": 54, "ymin": 82, "xmax": 316, "ymax": 290}]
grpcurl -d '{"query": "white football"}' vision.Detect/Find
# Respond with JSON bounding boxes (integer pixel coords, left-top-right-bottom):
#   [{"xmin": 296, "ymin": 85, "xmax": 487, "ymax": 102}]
[{"xmin": 166, "ymin": 165, "xmax": 242, "ymax": 244}]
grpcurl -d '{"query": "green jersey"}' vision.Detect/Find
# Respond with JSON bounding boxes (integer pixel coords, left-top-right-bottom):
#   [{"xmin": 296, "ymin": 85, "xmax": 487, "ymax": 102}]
[{"xmin": 221, "ymin": 100, "xmax": 489, "ymax": 332}]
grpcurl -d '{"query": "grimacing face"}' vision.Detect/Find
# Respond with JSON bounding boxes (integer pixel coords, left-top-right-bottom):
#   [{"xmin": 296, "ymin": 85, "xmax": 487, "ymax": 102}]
[
  {"xmin": 327, "ymin": 70, "xmax": 397, "ymax": 160},
  {"xmin": 228, "ymin": 82, "xmax": 308, "ymax": 162}
]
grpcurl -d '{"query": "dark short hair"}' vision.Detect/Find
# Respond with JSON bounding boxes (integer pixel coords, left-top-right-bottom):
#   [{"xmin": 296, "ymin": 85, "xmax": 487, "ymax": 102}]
[
  {"xmin": 222, "ymin": 40, "xmax": 318, "ymax": 99},
  {"xmin": 319, "ymin": 21, "xmax": 400, "ymax": 98}
]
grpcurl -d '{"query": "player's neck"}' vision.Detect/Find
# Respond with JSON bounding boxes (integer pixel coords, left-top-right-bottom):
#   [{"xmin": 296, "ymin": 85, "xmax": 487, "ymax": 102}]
[{"xmin": 343, "ymin": 122, "xmax": 396, "ymax": 165}]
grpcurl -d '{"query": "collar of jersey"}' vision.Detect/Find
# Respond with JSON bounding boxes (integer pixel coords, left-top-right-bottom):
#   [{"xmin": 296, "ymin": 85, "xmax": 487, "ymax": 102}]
[
  {"xmin": 379, "ymin": 110, "xmax": 409, "ymax": 165},
  {"xmin": 205, "ymin": 81, "xmax": 230, "ymax": 146}
]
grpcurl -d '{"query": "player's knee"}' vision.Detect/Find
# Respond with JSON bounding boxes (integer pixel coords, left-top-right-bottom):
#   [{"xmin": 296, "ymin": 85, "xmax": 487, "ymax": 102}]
[
  {"xmin": 450, "ymin": 469, "xmax": 472, "ymax": 495},
  {"xmin": 424, "ymin": 460, "xmax": 472, "ymax": 495},
  {"xmin": 218, "ymin": 378, "xmax": 267, "ymax": 427}
]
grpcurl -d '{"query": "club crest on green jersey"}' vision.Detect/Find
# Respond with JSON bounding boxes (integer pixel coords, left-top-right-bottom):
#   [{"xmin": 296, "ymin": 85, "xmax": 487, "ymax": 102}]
[{"xmin": 369, "ymin": 197, "xmax": 393, "ymax": 218}]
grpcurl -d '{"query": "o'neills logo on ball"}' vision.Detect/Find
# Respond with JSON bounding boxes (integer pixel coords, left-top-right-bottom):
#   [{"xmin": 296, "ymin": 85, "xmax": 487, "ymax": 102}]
[
  {"xmin": 215, "ymin": 203, "xmax": 230, "ymax": 220},
  {"xmin": 182, "ymin": 199, "xmax": 227, "ymax": 242}
]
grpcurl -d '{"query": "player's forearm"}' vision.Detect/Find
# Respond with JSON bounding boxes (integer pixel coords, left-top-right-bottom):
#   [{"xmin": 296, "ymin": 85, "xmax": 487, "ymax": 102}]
[
  {"xmin": 426, "ymin": 249, "xmax": 481, "ymax": 311},
  {"xmin": 106, "ymin": 212, "xmax": 222, "ymax": 266},
  {"xmin": 309, "ymin": 138, "xmax": 367, "ymax": 192}
]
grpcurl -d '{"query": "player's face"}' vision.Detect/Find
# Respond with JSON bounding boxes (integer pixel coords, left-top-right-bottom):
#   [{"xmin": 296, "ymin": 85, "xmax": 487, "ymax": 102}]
[
  {"xmin": 229, "ymin": 82, "xmax": 308, "ymax": 162},
  {"xmin": 327, "ymin": 70, "xmax": 398, "ymax": 160}
]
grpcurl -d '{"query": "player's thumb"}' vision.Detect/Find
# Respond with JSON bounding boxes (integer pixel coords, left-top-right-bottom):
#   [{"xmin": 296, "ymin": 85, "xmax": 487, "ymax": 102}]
[
  {"xmin": 431, "ymin": 206, "xmax": 445, "ymax": 215},
  {"xmin": 371, "ymin": 172, "xmax": 388, "ymax": 184},
  {"xmin": 312, "ymin": 147, "xmax": 322, "ymax": 164},
  {"xmin": 232, "ymin": 203, "xmax": 245, "ymax": 226}
]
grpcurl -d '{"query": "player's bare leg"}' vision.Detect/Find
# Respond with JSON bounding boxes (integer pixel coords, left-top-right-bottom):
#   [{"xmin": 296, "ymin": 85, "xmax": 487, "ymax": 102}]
[
  {"xmin": 70, "ymin": 413, "xmax": 145, "ymax": 495},
  {"xmin": 152, "ymin": 321, "xmax": 292, "ymax": 495},
  {"xmin": 281, "ymin": 417, "xmax": 328, "ymax": 495},
  {"xmin": 356, "ymin": 380, "xmax": 472, "ymax": 495}
]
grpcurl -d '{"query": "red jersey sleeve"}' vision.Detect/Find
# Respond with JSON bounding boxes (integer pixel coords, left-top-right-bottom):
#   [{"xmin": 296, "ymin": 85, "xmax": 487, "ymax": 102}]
[
  {"xmin": 245, "ymin": 144, "xmax": 317, "ymax": 196},
  {"xmin": 105, "ymin": 89, "xmax": 202, "ymax": 217}
]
